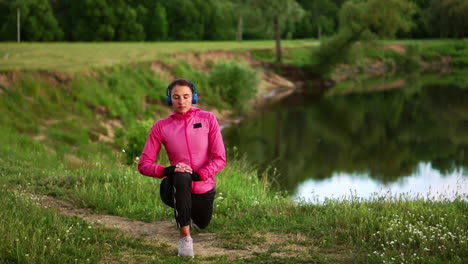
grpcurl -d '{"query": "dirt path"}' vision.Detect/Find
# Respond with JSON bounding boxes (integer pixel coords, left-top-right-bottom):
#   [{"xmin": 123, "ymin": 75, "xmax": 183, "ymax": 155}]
[{"xmin": 38, "ymin": 196, "xmax": 303, "ymax": 259}]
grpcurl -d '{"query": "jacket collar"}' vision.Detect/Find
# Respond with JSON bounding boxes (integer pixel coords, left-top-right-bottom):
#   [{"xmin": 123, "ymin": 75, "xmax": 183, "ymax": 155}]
[{"xmin": 170, "ymin": 107, "xmax": 200, "ymax": 120}]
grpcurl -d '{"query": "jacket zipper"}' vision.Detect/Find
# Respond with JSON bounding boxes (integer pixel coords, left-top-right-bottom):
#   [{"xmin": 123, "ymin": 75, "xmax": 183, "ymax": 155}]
[{"xmin": 183, "ymin": 116, "xmax": 194, "ymax": 167}]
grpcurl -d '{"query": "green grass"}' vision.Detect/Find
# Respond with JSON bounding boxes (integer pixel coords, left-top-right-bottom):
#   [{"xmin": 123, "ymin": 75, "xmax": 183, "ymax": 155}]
[
  {"xmin": 0, "ymin": 188, "xmax": 173, "ymax": 264},
  {"xmin": 383, "ymin": 39, "xmax": 464, "ymax": 47},
  {"xmin": 251, "ymin": 46, "xmax": 315, "ymax": 66},
  {"xmin": 1, "ymin": 39, "xmax": 467, "ymax": 263},
  {"xmin": 1, "ymin": 39, "xmax": 464, "ymax": 73},
  {"xmin": 1, "ymin": 126, "xmax": 466, "ymax": 263},
  {"xmin": 0, "ymin": 40, "xmax": 318, "ymax": 72},
  {"xmin": 0, "ymin": 60, "xmax": 263, "ymax": 164}
]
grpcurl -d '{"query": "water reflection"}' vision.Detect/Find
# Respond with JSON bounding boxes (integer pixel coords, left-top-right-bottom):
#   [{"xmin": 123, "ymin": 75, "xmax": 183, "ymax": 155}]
[
  {"xmin": 294, "ymin": 163, "xmax": 467, "ymax": 203},
  {"xmin": 222, "ymin": 71, "xmax": 468, "ymax": 201}
]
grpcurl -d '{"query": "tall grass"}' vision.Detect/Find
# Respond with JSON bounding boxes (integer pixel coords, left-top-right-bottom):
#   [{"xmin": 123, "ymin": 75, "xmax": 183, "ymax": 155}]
[{"xmin": 0, "ymin": 60, "xmax": 259, "ymax": 164}]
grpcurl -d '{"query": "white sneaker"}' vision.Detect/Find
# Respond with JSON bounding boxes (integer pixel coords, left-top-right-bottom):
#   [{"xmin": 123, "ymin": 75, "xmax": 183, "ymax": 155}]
[{"xmin": 177, "ymin": 236, "xmax": 194, "ymax": 257}]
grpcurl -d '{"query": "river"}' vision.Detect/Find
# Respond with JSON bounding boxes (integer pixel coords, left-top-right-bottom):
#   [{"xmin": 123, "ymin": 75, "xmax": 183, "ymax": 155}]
[{"xmin": 222, "ymin": 70, "xmax": 468, "ymax": 203}]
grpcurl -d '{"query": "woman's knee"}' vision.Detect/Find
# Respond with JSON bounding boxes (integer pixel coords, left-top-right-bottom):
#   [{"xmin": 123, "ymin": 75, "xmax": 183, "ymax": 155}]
[
  {"xmin": 172, "ymin": 172, "xmax": 192, "ymax": 187},
  {"xmin": 193, "ymin": 220, "xmax": 210, "ymax": 229}
]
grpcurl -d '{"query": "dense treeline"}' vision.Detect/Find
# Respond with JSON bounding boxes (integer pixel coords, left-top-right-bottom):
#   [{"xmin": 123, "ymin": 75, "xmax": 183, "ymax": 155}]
[{"xmin": 0, "ymin": 0, "xmax": 467, "ymax": 41}]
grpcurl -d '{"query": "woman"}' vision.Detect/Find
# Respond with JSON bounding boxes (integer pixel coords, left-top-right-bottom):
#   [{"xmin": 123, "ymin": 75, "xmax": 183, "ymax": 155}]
[{"xmin": 138, "ymin": 79, "xmax": 226, "ymax": 257}]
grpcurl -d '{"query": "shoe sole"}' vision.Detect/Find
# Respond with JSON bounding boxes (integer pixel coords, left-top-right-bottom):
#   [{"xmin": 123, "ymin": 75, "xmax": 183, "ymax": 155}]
[{"xmin": 177, "ymin": 254, "xmax": 194, "ymax": 258}]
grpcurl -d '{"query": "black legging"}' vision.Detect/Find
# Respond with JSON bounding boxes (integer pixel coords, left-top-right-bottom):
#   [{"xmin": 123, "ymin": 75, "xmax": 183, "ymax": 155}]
[{"xmin": 160, "ymin": 172, "xmax": 216, "ymax": 229}]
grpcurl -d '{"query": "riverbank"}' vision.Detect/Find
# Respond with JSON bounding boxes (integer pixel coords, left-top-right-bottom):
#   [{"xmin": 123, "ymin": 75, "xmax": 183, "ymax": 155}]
[
  {"xmin": 329, "ymin": 39, "xmax": 468, "ymax": 83},
  {"xmin": 1, "ymin": 41, "xmax": 467, "ymax": 263}
]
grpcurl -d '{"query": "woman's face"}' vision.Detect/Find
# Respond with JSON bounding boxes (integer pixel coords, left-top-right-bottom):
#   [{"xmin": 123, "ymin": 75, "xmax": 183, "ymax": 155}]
[{"xmin": 171, "ymin": 85, "xmax": 193, "ymax": 114}]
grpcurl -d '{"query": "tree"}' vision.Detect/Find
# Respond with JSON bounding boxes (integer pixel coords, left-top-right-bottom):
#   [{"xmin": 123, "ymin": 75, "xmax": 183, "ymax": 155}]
[
  {"xmin": 425, "ymin": 0, "xmax": 468, "ymax": 38},
  {"xmin": 311, "ymin": 0, "xmax": 338, "ymax": 38},
  {"xmin": 0, "ymin": 0, "xmax": 63, "ymax": 41},
  {"xmin": 361, "ymin": 0, "xmax": 415, "ymax": 38},
  {"xmin": 49, "ymin": 0, "xmax": 73, "ymax": 40},
  {"xmin": 164, "ymin": 0, "xmax": 204, "ymax": 40},
  {"xmin": 229, "ymin": 0, "xmax": 252, "ymax": 41},
  {"xmin": 0, "ymin": 1, "xmax": 11, "ymax": 36},
  {"xmin": 255, "ymin": 0, "xmax": 305, "ymax": 62},
  {"xmin": 113, "ymin": 0, "xmax": 145, "ymax": 41},
  {"xmin": 67, "ymin": 0, "xmax": 144, "ymax": 41},
  {"xmin": 202, "ymin": 0, "xmax": 236, "ymax": 40},
  {"xmin": 229, "ymin": 0, "xmax": 271, "ymax": 40},
  {"xmin": 397, "ymin": 0, "xmax": 431, "ymax": 38},
  {"xmin": 295, "ymin": 0, "xmax": 339, "ymax": 39},
  {"xmin": 313, "ymin": 0, "xmax": 416, "ymax": 74},
  {"xmin": 146, "ymin": 3, "xmax": 168, "ymax": 41},
  {"xmin": 69, "ymin": 0, "xmax": 115, "ymax": 41}
]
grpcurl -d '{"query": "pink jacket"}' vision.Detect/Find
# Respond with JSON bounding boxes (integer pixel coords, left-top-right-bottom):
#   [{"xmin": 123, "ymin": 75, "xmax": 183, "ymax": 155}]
[{"xmin": 138, "ymin": 107, "xmax": 226, "ymax": 194}]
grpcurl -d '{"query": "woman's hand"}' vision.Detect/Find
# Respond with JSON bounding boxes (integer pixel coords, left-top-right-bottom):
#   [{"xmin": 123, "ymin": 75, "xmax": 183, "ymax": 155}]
[
  {"xmin": 175, "ymin": 162, "xmax": 193, "ymax": 173},
  {"xmin": 174, "ymin": 162, "xmax": 201, "ymax": 181}
]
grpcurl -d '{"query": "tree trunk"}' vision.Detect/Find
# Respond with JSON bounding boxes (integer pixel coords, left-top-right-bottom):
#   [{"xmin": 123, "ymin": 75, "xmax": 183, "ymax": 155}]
[
  {"xmin": 274, "ymin": 16, "xmax": 282, "ymax": 62},
  {"xmin": 236, "ymin": 16, "xmax": 243, "ymax": 41},
  {"xmin": 17, "ymin": 8, "xmax": 20, "ymax": 42},
  {"xmin": 275, "ymin": 111, "xmax": 283, "ymax": 158}
]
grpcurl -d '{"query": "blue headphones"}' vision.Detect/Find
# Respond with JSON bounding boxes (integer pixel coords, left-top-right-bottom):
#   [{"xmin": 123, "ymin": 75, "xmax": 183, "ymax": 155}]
[{"xmin": 166, "ymin": 79, "xmax": 198, "ymax": 106}]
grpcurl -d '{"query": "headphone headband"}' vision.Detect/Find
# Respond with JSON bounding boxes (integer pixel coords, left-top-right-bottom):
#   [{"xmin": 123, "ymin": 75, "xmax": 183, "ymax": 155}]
[{"xmin": 166, "ymin": 79, "xmax": 198, "ymax": 106}]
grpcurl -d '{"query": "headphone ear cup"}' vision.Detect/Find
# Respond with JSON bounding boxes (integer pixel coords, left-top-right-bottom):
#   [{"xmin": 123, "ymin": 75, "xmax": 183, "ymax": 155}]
[
  {"xmin": 166, "ymin": 84, "xmax": 172, "ymax": 106},
  {"xmin": 190, "ymin": 81, "xmax": 198, "ymax": 104}
]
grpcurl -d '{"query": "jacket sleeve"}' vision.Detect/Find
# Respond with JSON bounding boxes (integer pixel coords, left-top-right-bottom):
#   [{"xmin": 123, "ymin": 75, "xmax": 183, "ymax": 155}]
[
  {"xmin": 198, "ymin": 113, "xmax": 227, "ymax": 180},
  {"xmin": 138, "ymin": 123, "xmax": 166, "ymax": 178}
]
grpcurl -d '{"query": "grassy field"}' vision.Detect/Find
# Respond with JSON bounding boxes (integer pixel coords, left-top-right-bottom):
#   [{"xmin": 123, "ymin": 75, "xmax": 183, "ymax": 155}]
[
  {"xmin": 1, "ymin": 126, "xmax": 466, "ymax": 263},
  {"xmin": 0, "ymin": 39, "xmax": 318, "ymax": 72},
  {"xmin": 0, "ymin": 40, "xmax": 467, "ymax": 263},
  {"xmin": 1, "ymin": 39, "xmax": 465, "ymax": 72}
]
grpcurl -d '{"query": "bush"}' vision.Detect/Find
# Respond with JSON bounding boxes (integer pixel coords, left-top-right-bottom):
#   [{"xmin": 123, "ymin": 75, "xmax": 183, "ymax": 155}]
[
  {"xmin": 420, "ymin": 40, "xmax": 468, "ymax": 67},
  {"xmin": 209, "ymin": 61, "xmax": 259, "ymax": 113},
  {"xmin": 311, "ymin": 30, "xmax": 361, "ymax": 75},
  {"xmin": 250, "ymin": 49, "xmax": 276, "ymax": 62},
  {"xmin": 394, "ymin": 44, "xmax": 421, "ymax": 72},
  {"xmin": 123, "ymin": 119, "xmax": 154, "ymax": 165},
  {"xmin": 172, "ymin": 61, "xmax": 220, "ymax": 107}
]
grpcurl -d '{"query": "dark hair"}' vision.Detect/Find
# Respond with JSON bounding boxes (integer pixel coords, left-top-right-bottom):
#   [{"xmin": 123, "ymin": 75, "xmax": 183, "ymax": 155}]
[{"xmin": 167, "ymin": 79, "xmax": 195, "ymax": 95}]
